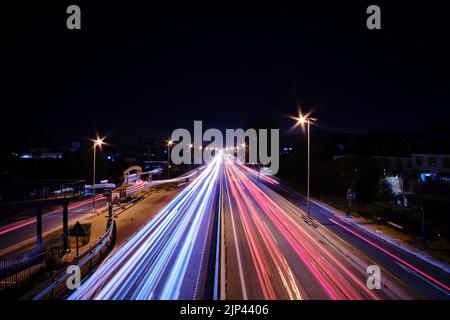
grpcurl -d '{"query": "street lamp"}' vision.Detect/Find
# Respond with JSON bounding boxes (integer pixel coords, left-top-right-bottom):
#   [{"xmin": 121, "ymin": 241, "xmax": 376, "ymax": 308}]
[
  {"xmin": 188, "ymin": 144, "xmax": 193, "ymax": 170},
  {"xmin": 167, "ymin": 140, "xmax": 173, "ymax": 179},
  {"xmin": 292, "ymin": 112, "xmax": 317, "ymax": 217},
  {"xmin": 92, "ymin": 136, "xmax": 105, "ymax": 213}
]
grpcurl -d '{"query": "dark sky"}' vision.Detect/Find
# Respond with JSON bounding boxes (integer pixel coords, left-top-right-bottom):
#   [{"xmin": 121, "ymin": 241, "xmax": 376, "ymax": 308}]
[{"xmin": 3, "ymin": 1, "xmax": 450, "ymax": 148}]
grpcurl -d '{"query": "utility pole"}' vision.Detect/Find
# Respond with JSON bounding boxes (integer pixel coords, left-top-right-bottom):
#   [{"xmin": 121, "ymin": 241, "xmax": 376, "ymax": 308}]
[
  {"xmin": 91, "ymin": 136, "xmax": 105, "ymax": 213},
  {"xmin": 167, "ymin": 141, "xmax": 172, "ymax": 179},
  {"xmin": 307, "ymin": 119, "xmax": 311, "ymax": 216},
  {"xmin": 92, "ymin": 143, "xmax": 96, "ymax": 212}
]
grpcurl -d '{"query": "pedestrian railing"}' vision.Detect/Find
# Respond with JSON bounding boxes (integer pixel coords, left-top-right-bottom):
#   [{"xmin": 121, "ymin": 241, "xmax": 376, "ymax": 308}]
[
  {"xmin": 0, "ymin": 251, "xmax": 49, "ymax": 289},
  {"xmin": 0, "ymin": 237, "xmax": 63, "ymax": 290},
  {"xmin": 6, "ymin": 177, "xmax": 187, "ymax": 297}
]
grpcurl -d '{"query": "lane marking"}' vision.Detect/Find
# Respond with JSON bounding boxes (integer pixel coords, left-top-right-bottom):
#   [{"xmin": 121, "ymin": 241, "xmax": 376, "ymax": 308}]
[
  {"xmin": 394, "ymin": 261, "xmax": 450, "ymax": 296},
  {"xmin": 330, "ymin": 218, "xmax": 450, "ymax": 295},
  {"xmin": 224, "ymin": 167, "xmax": 248, "ymax": 300},
  {"xmin": 262, "ymin": 220, "xmax": 278, "ymax": 246},
  {"xmin": 219, "ymin": 171, "xmax": 227, "ymax": 300}
]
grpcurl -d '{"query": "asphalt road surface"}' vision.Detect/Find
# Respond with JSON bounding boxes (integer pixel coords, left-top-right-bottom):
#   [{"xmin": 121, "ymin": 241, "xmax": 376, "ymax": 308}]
[
  {"xmin": 227, "ymin": 159, "xmax": 450, "ymax": 299},
  {"xmin": 0, "ymin": 196, "xmax": 107, "ymax": 256},
  {"xmin": 31, "ymin": 153, "xmax": 449, "ymax": 300},
  {"xmin": 68, "ymin": 156, "xmax": 221, "ymax": 300}
]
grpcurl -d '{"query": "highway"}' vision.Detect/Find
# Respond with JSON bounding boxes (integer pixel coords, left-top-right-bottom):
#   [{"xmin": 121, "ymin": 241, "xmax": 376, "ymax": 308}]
[
  {"xmin": 62, "ymin": 153, "xmax": 450, "ymax": 300},
  {"xmin": 223, "ymin": 155, "xmax": 390, "ymax": 299},
  {"xmin": 68, "ymin": 156, "xmax": 222, "ymax": 300},
  {"xmin": 232, "ymin": 159, "xmax": 450, "ymax": 299}
]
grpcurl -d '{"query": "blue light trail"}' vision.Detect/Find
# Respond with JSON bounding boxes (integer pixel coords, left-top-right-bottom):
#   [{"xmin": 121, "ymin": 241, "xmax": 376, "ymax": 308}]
[{"xmin": 68, "ymin": 155, "xmax": 222, "ymax": 300}]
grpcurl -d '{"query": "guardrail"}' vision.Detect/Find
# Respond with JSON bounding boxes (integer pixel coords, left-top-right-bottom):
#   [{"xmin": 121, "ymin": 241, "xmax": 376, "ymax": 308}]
[
  {"xmin": 33, "ymin": 218, "xmax": 116, "ymax": 300},
  {"xmin": 18, "ymin": 176, "xmax": 190, "ymax": 298}
]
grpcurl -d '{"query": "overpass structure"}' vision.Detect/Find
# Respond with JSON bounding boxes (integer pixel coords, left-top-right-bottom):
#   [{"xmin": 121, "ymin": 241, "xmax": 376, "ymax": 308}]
[{"xmin": 0, "ymin": 180, "xmax": 86, "ymax": 252}]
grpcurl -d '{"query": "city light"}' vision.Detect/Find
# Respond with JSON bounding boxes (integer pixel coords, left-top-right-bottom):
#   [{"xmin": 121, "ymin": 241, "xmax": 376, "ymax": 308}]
[{"xmin": 95, "ymin": 138, "xmax": 104, "ymax": 146}]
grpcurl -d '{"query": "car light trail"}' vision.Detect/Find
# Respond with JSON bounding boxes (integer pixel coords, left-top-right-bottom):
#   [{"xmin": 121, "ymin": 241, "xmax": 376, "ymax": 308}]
[
  {"xmin": 0, "ymin": 195, "xmax": 105, "ymax": 236},
  {"xmin": 329, "ymin": 218, "xmax": 450, "ymax": 294},
  {"xmin": 68, "ymin": 156, "xmax": 222, "ymax": 300},
  {"xmin": 224, "ymin": 155, "xmax": 380, "ymax": 300},
  {"xmin": 239, "ymin": 165, "xmax": 280, "ymax": 185}
]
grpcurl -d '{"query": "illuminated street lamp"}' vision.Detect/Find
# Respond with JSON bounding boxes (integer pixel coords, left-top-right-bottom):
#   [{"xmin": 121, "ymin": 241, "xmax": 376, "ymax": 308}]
[
  {"xmin": 92, "ymin": 136, "xmax": 105, "ymax": 213},
  {"xmin": 167, "ymin": 140, "xmax": 173, "ymax": 179},
  {"xmin": 292, "ymin": 111, "xmax": 317, "ymax": 217}
]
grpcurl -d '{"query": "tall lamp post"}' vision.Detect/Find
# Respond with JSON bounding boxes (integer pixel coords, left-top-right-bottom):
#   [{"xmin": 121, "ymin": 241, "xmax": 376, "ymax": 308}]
[
  {"xmin": 293, "ymin": 113, "xmax": 317, "ymax": 217},
  {"xmin": 167, "ymin": 140, "xmax": 173, "ymax": 179},
  {"xmin": 92, "ymin": 136, "xmax": 105, "ymax": 213},
  {"xmin": 189, "ymin": 143, "xmax": 193, "ymax": 170}
]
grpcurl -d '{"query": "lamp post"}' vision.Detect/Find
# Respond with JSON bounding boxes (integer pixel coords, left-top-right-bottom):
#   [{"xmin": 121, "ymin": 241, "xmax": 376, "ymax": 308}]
[
  {"xmin": 293, "ymin": 113, "xmax": 317, "ymax": 217},
  {"xmin": 189, "ymin": 143, "xmax": 193, "ymax": 170},
  {"xmin": 92, "ymin": 136, "xmax": 104, "ymax": 213},
  {"xmin": 167, "ymin": 140, "xmax": 173, "ymax": 179}
]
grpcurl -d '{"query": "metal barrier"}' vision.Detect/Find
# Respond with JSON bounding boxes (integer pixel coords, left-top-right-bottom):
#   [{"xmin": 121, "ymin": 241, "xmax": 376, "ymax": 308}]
[
  {"xmin": 32, "ymin": 179, "xmax": 183, "ymax": 299},
  {"xmin": 33, "ymin": 218, "xmax": 116, "ymax": 300},
  {"xmin": 0, "ymin": 251, "xmax": 49, "ymax": 289},
  {"xmin": 0, "ymin": 237, "xmax": 63, "ymax": 289}
]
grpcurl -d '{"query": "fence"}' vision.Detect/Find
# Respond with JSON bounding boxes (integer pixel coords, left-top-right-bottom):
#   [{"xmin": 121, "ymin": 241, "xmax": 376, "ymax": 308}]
[
  {"xmin": 4, "ymin": 177, "xmax": 188, "ymax": 296},
  {"xmin": 0, "ymin": 251, "xmax": 50, "ymax": 289},
  {"xmin": 0, "ymin": 237, "xmax": 63, "ymax": 290},
  {"xmin": 33, "ymin": 218, "xmax": 116, "ymax": 300}
]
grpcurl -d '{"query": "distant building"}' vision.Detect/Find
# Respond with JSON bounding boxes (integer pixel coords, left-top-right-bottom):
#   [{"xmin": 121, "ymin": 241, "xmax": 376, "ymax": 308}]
[
  {"xmin": 372, "ymin": 156, "xmax": 412, "ymax": 173},
  {"xmin": 411, "ymin": 153, "xmax": 450, "ymax": 182},
  {"xmin": 19, "ymin": 148, "xmax": 63, "ymax": 159}
]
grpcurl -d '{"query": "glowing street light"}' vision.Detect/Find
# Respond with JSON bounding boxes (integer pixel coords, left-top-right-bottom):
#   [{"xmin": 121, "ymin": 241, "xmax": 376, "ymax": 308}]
[
  {"xmin": 291, "ymin": 110, "xmax": 317, "ymax": 217},
  {"xmin": 167, "ymin": 140, "xmax": 173, "ymax": 179},
  {"xmin": 92, "ymin": 135, "xmax": 105, "ymax": 213}
]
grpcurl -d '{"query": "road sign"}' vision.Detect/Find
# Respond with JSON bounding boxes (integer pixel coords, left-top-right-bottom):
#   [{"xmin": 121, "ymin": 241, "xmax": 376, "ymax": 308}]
[
  {"xmin": 347, "ymin": 190, "xmax": 356, "ymax": 202},
  {"xmin": 71, "ymin": 221, "xmax": 86, "ymax": 237},
  {"xmin": 71, "ymin": 221, "xmax": 85, "ymax": 257}
]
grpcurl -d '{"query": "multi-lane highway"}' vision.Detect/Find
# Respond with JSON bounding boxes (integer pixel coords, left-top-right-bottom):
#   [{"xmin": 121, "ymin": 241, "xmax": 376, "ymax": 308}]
[
  {"xmin": 223, "ymin": 155, "xmax": 393, "ymax": 299},
  {"xmin": 231, "ymin": 158, "xmax": 450, "ymax": 299},
  {"xmin": 33, "ymin": 152, "xmax": 449, "ymax": 300},
  {"xmin": 68, "ymin": 156, "xmax": 222, "ymax": 300}
]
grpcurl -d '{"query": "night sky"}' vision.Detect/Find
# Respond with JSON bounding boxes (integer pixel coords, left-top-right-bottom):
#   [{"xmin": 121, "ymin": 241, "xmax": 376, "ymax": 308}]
[{"xmin": 3, "ymin": 1, "xmax": 450, "ymax": 148}]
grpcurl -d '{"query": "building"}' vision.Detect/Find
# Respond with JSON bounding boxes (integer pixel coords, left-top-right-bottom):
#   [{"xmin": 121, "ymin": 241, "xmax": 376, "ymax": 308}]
[
  {"xmin": 411, "ymin": 154, "xmax": 450, "ymax": 182},
  {"xmin": 372, "ymin": 156, "xmax": 412, "ymax": 173}
]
